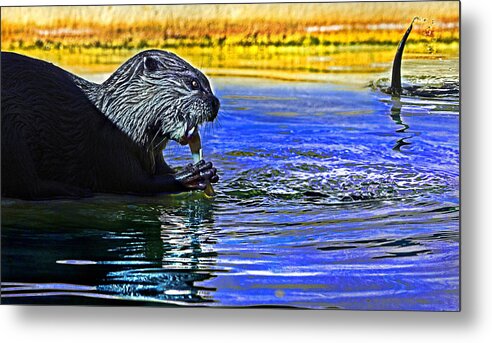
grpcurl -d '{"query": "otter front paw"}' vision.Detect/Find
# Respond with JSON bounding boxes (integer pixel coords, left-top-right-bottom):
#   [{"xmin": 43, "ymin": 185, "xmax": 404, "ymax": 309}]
[{"xmin": 175, "ymin": 160, "xmax": 219, "ymax": 191}]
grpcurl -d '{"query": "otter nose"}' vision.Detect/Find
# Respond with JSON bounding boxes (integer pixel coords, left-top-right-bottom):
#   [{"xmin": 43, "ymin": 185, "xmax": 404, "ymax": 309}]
[{"xmin": 208, "ymin": 96, "xmax": 220, "ymax": 121}]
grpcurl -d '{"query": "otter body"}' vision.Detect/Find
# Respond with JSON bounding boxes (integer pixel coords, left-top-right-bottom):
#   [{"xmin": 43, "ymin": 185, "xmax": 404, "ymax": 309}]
[{"xmin": 1, "ymin": 51, "xmax": 219, "ymax": 199}]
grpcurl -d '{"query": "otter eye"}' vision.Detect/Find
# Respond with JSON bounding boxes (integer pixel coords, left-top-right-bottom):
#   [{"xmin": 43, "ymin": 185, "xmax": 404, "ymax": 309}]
[
  {"xmin": 143, "ymin": 56, "xmax": 160, "ymax": 72},
  {"xmin": 191, "ymin": 79, "xmax": 199, "ymax": 89}
]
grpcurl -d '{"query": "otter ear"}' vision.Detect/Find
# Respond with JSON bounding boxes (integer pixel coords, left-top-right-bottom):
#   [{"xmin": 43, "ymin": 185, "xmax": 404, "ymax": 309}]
[{"xmin": 143, "ymin": 56, "xmax": 160, "ymax": 72}]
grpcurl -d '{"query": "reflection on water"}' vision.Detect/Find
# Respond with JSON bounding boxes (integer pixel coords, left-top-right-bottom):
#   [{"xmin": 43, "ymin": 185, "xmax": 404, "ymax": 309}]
[
  {"xmin": 2, "ymin": 196, "xmax": 220, "ymax": 305},
  {"xmin": 1, "ymin": 58, "xmax": 459, "ymax": 310},
  {"xmin": 389, "ymin": 97, "xmax": 412, "ymax": 151},
  {"xmin": 372, "ymin": 57, "xmax": 459, "ymax": 154}
]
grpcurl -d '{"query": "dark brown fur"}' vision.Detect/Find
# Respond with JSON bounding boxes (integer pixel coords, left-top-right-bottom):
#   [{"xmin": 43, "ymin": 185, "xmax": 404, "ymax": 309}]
[{"xmin": 1, "ymin": 52, "xmax": 217, "ymax": 199}]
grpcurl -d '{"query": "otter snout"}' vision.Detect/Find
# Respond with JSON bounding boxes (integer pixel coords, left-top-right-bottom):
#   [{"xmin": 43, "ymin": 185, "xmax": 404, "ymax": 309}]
[{"xmin": 208, "ymin": 95, "xmax": 220, "ymax": 122}]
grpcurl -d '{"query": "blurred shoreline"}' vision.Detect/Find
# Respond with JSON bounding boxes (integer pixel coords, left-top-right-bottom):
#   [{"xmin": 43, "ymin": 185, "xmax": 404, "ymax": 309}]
[{"xmin": 1, "ymin": 2, "xmax": 459, "ymax": 78}]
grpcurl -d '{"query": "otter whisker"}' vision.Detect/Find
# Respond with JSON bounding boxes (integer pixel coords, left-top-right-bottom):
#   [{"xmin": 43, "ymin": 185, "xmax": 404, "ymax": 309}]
[
  {"xmin": 154, "ymin": 135, "xmax": 168, "ymax": 152},
  {"xmin": 213, "ymin": 116, "xmax": 223, "ymax": 130},
  {"xmin": 147, "ymin": 128, "xmax": 160, "ymax": 152}
]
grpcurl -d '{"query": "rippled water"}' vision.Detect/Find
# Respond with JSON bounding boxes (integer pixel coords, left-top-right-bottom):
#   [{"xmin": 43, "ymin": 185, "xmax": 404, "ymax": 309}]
[{"xmin": 1, "ymin": 58, "xmax": 459, "ymax": 310}]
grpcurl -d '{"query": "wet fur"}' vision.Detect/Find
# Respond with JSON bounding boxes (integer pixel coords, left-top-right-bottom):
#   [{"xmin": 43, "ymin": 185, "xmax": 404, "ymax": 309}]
[{"xmin": 1, "ymin": 52, "xmax": 215, "ymax": 199}]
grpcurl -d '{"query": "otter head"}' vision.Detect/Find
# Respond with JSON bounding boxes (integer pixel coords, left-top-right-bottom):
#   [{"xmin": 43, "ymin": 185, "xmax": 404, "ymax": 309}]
[{"xmin": 91, "ymin": 50, "xmax": 220, "ymax": 148}]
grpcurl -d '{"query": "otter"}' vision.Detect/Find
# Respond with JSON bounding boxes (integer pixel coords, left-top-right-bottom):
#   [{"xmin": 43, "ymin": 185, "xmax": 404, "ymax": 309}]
[{"xmin": 1, "ymin": 50, "xmax": 220, "ymax": 200}]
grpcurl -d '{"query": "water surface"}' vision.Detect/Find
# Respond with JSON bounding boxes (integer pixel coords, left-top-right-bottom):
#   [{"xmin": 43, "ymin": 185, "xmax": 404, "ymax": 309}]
[{"xmin": 1, "ymin": 58, "xmax": 459, "ymax": 310}]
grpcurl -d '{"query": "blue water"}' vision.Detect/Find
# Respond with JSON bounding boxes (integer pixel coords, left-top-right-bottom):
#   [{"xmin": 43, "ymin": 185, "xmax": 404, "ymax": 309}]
[{"xmin": 1, "ymin": 61, "xmax": 459, "ymax": 310}]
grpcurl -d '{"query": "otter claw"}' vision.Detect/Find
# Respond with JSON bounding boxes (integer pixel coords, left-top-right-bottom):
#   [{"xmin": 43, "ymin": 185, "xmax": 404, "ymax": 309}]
[
  {"xmin": 183, "ymin": 160, "xmax": 202, "ymax": 172},
  {"xmin": 176, "ymin": 160, "xmax": 218, "ymax": 191}
]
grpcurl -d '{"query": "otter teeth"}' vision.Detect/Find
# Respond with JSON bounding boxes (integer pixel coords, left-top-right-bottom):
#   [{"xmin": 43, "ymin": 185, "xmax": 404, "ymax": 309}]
[{"xmin": 186, "ymin": 126, "xmax": 197, "ymax": 139}]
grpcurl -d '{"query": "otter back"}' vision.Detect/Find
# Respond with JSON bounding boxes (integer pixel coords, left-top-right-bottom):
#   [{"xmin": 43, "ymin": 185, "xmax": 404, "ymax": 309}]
[{"xmin": 1, "ymin": 52, "xmax": 162, "ymax": 199}]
